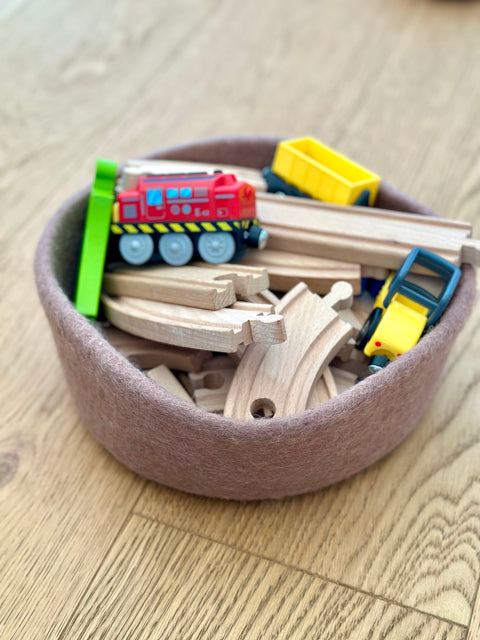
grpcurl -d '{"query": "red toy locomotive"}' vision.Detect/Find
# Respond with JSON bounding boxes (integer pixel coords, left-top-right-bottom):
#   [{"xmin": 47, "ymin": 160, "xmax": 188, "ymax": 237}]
[{"xmin": 110, "ymin": 172, "xmax": 267, "ymax": 265}]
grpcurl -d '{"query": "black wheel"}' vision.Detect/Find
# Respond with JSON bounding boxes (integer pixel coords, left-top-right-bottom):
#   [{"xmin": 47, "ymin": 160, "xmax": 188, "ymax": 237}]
[
  {"xmin": 368, "ymin": 354, "xmax": 390, "ymax": 373},
  {"xmin": 247, "ymin": 225, "xmax": 268, "ymax": 249},
  {"xmin": 355, "ymin": 307, "xmax": 383, "ymax": 350}
]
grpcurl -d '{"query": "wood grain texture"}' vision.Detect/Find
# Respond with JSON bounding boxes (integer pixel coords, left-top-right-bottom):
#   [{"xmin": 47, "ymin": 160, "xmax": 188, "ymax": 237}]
[
  {"xmin": 59, "ymin": 515, "xmax": 466, "ymax": 640},
  {"xmin": 101, "ymin": 294, "xmax": 286, "ymax": 352},
  {"xmin": 239, "ymin": 248, "xmax": 362, "ymax": 294},
  {"xmin": 102, "ymin": 326, "xmax": 214, "ymax": 371},
  {"xmin": 2, "ymin": 0, "xmax": 480, "ymax": 636},
  {"xmin": 224, "ymin": 282, "xmax": 354, "ymax": 419},
  {"xmin": 256, "ymin": 193, "xmax": 477, "ymax": 270},
  {"xmin": 137, "ymin": 291, "xmax": 480, "ymax": 625},
  {"xmin": 146, "ymin": 365, "xmax": 194, "ymax": 403},
  {"xmin": 103, "ymin": 263, "xmax": 269, "ymax": 310}
]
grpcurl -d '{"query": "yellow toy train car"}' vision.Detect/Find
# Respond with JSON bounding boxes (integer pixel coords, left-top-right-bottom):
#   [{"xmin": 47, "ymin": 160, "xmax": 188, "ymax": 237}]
[{"xmin": 263, "ymin": 137, "xmax": 381, "ymax": 206}]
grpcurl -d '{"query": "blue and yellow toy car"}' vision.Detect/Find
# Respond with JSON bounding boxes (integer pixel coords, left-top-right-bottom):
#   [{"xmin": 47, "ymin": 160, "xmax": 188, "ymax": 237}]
[{"xmin": 356, "ymin": 248, "xmax": 461, "ymax": 372}]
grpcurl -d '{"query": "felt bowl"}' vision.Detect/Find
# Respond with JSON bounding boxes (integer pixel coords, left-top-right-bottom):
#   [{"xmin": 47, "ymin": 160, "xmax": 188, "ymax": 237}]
[{"xmin": 34, "ymin": 137, "xmax": 476, "ymax": 500}]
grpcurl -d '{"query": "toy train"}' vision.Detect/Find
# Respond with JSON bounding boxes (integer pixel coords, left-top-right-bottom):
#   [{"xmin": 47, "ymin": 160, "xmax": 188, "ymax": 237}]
[
  {"xmin": 111, "ymin": 171, "xmax": 267, "ymax": 266},
  {"xmin": 75, "ymin": 159, "xmax": 268, "ymax": 318}
]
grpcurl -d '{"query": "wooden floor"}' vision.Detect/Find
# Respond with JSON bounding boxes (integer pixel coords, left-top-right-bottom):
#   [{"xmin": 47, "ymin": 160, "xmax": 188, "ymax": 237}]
[{"xmin": 2, "ymin": 0, "xmax": 480, "ymax": 637}]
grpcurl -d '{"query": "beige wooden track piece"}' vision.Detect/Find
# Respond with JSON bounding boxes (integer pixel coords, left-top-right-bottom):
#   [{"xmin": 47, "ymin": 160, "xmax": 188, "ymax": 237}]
[
  {"xmin": 362, "ymin": 265, "xmax": 390, "ymax": 280},
  {"xmin": 240, "ymin": 289, "xmax": 281, "ymax": 306},
  {"xmin": 101, "ymin": 295, "xmax": 286, "ymax": 353},
  {"xmin": 120, "ymin": 159, "xmax": 267, "ymax": 192},
  {"xmin": 103, "ymin": 263, "xmax": 269, "ymax": 310},
  {"xmin": 146, "ymin": 365, "xmax": 194, "ymax": 403},
  {"xmin": 256, "ymin": 193, "xmax": 480, "ymax": 270},
  {"xmin": 103, "ymin": 266, "xmax": 235, "ymax": 310},
  {"xmin": 189, "ymin": 357, "xmax": 236, "ymax": 413},
  {"xmin": 101, "ymin": 327, "xmax": 212, "ymax": 372},
  {"xmin": 335, "ymin": 308, "xmax": 360, "ymax": 363},
  {"xmin": 306, "ymin": 367, "xmax": 338, "ymax": 409},
  {"xmin": 239, "ymin": 248, "xmax": 362, "ymax": 294},
  {"xmin": 330, "ymin": 366, "xmax": 358, "ymax": 393},
  {"xmin": 224, "ymin": 282, "xmax": 354, "ymax": 419},
  {"xmin": 191, "ymin": 262, "xmax": 270, "ymax": 297},
  {"xmin": 338, "ymin": 308, "xmax": 362, "ymax": 338},
  {"xmin": 351, "ymin": 291, "xmax": 376, "ymax": 326}
]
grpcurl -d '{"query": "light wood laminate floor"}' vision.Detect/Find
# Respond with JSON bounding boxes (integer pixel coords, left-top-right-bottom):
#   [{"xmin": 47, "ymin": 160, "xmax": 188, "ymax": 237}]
[{"xmin": 1, "ymin": 1, "xmax": 479, "ymax": 637}]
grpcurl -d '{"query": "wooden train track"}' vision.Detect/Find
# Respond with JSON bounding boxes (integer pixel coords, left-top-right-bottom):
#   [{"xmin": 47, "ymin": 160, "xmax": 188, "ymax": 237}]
[
  {"xmin": 224, "ymin": 282, "xmax": 354, "ymax": 419},
  {"xmin": 101, "ymin": 295, "xmax": 286, "ymax": 353},
  {"xmin": 256, "ymin": 193, "xmax": 479, "ymax": 271}
]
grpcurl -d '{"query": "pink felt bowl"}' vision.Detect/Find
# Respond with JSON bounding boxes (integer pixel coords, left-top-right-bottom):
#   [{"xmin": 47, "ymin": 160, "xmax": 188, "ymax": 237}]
[{"xmin": 34, "ymin": 137, "xmax": 476, "ymax": 500}]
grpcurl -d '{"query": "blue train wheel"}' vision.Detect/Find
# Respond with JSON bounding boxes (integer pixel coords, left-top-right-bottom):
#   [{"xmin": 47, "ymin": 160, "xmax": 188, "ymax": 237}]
[
  {"xmin": 119, "ymin": 234, "xmax": 154, "ymax": 265},
  {"xmin": 198, "ymin": 232, "xmax": 236, "ymax": 264},
  {"xmin": 159, "ymin": 233, "xmax": 194, "ymax": 266}
]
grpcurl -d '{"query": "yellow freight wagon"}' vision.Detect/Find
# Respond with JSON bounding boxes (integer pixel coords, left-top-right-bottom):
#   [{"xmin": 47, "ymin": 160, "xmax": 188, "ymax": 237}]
[{"xmin": 270, "ymin": 137, "xmax": 381, "ymax": 206}]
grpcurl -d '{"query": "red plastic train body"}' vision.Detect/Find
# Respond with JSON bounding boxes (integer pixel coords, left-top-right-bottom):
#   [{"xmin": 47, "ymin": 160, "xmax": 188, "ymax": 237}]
[{"xmin": 111, "ymin": 172, "xmax": 266, "ymax": 265}]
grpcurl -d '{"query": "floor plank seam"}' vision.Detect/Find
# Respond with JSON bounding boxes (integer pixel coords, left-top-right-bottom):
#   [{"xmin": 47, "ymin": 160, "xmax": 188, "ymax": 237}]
[
  {"xmin": 466, "ymin": 576, "xmax": 480, "ymax": 639},
  {"xmin": 132, "ymin": 510, "xmax": 468, "ymax": 629},
  {"xmin": 56, "ymin": 491, "xmax": 145, "ymax": 637}
]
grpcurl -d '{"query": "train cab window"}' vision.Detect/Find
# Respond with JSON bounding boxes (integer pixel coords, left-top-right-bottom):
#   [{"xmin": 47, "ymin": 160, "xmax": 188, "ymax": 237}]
[
  {"xmin": 123, "ymin": 204, "xmax": 138, "ymax": 219},
  {"xmin": 194, "ymin": 187, "xmax": 208, "ymax": 197},
  {"xmin": 146, "ymin": 189, "xmax": 163, "ymax": 206},
  {"xmin": 167, "ymin": 188, "xmax": 179, "ymax": 199},
  {"xmin": 180, "ymin": 187, "xmax": 192, "ymax": 198}
]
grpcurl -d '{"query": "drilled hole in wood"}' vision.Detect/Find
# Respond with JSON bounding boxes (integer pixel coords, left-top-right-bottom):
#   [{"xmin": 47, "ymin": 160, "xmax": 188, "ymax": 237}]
[
  {"xmin": 250, "ymin": 398, "xmax": 276, "ymax": 419},
  {"xmin": 202, "ymin": 372, "xmax": 225, "ymax": 390}
]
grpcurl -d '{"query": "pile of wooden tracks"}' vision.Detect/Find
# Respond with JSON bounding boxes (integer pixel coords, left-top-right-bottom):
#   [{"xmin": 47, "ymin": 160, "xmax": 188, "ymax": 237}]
[{"xmin": 100, "ymin": 159, "xmax": 480, "ymax": 420}]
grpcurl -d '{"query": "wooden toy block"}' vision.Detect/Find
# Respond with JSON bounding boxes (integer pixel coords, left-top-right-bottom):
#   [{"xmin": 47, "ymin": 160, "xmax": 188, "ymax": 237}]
[
  {"xmin": 120, "ymin": 159, "xmax": 268, "ymax": 193},
  {"xmin": 146, "ymin": 365, "xmax": 194, "ymax": 403},
  {"xmin": 101, "ymin": 295, "xmax": 287, "ymax": 353},
  {"xmin": 306, "ymin": 367, "xmax": 338, "ymax": 409},
  {"xmin": 256, "ymin": 193, "xmax": 479, "ymax": 271},
  {"xmin": 224, "ymin": 282, "xmax": 355, "ymax": 420},
  {"xmin": 238, "ymin": 248, "xmax": 362, "ymax": 294},
  {"xmin": 101, "ymin": 327, "xmax": 213, "ymax": 372}
]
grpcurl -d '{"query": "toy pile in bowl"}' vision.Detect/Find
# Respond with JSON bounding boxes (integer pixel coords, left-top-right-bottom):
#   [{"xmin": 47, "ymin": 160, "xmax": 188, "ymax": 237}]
[{"xmin": 75, "ymin": 137, "xmax": 477, "ymax": 421}]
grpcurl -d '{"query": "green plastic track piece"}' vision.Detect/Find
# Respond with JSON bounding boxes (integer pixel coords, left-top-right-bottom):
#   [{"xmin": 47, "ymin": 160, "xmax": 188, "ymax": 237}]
[{"xmin": 74, "ymin": 159, "xmax": 117, "ymax": 318}]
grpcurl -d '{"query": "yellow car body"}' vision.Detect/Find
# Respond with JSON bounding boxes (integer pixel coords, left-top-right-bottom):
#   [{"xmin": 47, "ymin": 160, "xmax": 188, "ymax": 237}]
[
  {"xmin": 272, "ymin": 137, "xmax": 380, "ymax": 206},
  {"xmin": 363, "ymin": 275, "xmax": 430, "ymax": 362}
]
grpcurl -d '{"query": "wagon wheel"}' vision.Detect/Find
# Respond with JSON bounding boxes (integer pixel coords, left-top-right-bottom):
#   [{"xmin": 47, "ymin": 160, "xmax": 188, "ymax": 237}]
[
  {"xmin": 197, "ymin": 232, "xmax": 236, "ymax": 264},
  {"xmin": 159, "ymin": 233, "xmax": 194, "ymax": 266},
  {"xmin": 355, "ymin": 307, "xmax": 383, "ymax": 351},
  {"xmin": 119, "ymin": 234, "xmax": 154, "ymax": 265}
]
